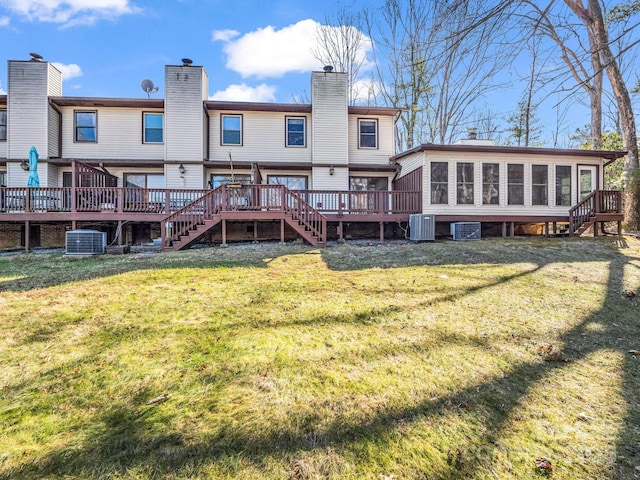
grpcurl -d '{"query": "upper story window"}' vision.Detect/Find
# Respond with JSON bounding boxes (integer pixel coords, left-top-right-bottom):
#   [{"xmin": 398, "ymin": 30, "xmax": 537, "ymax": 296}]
[
  {"xmin": 358, "ymin": 119, "xmax": 378, "ymax": 149},
  {"xmin": 286, "ymin": 117, "xmax": 306, "ymax": 147},
  {"xmin": 0, "ymin": 110, "xmax": 7, "ymax": 141},
  {"xmin": 532, "ymin": 164, "xmax": 548, "ymax": 205},
  {"xmin": 221, "ymin": 114, "xmax": 242, "ymax": 145},
  {"xmin": 143, "ymin": 113, "xmax": 163, "ymax": 143},
  {"xmin": 75, "ymin": 111, "xmax": 97, "ymax": 143},
  {"xmin": 507, "ymin": 164, "xmax": 524, "ymax": 205},
  {"xmin": 431, "ymin": 162, "xmax": 448, "ymax": 204}
]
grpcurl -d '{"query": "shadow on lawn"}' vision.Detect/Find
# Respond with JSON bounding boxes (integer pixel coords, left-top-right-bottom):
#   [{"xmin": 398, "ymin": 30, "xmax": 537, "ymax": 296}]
[{"xmin": 1, "ymin": 238, "xmax": 638, "ymax": 479}]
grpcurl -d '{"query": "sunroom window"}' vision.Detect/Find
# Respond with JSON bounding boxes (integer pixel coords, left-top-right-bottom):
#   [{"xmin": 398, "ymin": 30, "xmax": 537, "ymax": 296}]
[
  {"xmin": 456, "ymin": 162, "xmax": 474, "ymax": 205},
  {"xmin": 431, "ymin": 162, "xmax": 448, "ymax": 204},
  {"xmin": 532, "ymin": 165, "xmax": 548, "ymax": 205},
  {"xmin": 507, "ymin": 164, "xmax": 524, "ymax": 205}
]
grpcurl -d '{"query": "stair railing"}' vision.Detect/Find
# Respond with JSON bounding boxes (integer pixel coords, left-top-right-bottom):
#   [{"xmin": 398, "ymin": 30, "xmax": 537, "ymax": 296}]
[{"xmin": 282, "ymin": 187, "xmax": 327, "ymax": 244}]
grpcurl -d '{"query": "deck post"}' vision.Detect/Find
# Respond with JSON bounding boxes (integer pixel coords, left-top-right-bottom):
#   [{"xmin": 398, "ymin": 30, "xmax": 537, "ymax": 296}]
[
  {"xmin": 72, "ymin": 220, "xmax": 77, "ymax": 230},
  {"xmin": 502, "ymin": 222, "xmax": 507, "ymax": 238},
  {"xmin": 338, "ymin": 222, "xmax": 344, "ymax": 242},
  {"xmin": 544, "ymin": 222, "xmax": 549, "ymax": 238},
  {"xmin": 594, "ymin": 221, "xmax": 598, "ymax": 237},
  {"xmin": 379, "ymin": 222, "xmax": 384, "ymax": 242},
  {"xmin": 280, "ymin": 219, "xmax": 285, "ymax": 243},
  {"xmin": 222, "ymin": 219, "xmax": 227, "ymax": 246},
  {"xmin": 510, "ymin": 222, "xmax": 515, "ymax": 238},
  {"xmin": 118, "ymin": 221, "xmax": 123, "ymax": 245},
  {"xmin": 24, "ymin": 221, "xmax": 30, "ymax": 253},
  {"xmin": 552, "ymin": 221, "xmax": 557, "ymax": 235},
  {"xmin": 160, "ymin": 220, "xmax": 166, "ymax": 249},
  {"xmin": 618, "ymin": 221, "xmax": 622, "ymax": 236},
  {"xmin": 254, "ymin": 221, "xmax": 258, "ymax": 241}
]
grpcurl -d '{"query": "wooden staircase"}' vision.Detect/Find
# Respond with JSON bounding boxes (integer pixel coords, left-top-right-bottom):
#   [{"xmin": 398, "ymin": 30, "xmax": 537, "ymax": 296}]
[
  {"xmin": 161, "ymin": 185, "xmax": 326, "ymax": 251},
  {"xmin": 568, "ymin": 190, "xmax": 623, "ymax": 236}
]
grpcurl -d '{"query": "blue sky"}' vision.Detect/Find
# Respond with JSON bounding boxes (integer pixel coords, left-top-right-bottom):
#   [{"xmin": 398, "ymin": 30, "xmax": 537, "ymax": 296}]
[{"xmin": 0, "ymin": 0, "xmax": 369, "ymax": 101}]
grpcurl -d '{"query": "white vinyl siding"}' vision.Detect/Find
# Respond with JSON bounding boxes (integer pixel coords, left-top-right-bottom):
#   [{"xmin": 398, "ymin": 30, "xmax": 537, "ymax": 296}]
[
  {"xmin": 348, "ymin": 115, "xmax": 395, "ymax": 165},
  {"xmin": 311, "ymin": 166, "xmax": 348, "ymax": 190},
  {"xmin": 48, "ymin": 105, "xmax": 60, "ymax": 158},
  {"xmin": 311, "ymin": 71, "xmax": 348, "ymax": 166},
  {"xmin": 413, "ymin": 150, "xmax": 602, "ymax": 216},
  {"xmin": 60, "ymin": 107, "xmax": 164, "ymax": 159},
  {"xmin": 164, "ymin": 65, "xmax": 207, "ymax": 163},
  {"xmin": 209, "ymin": 111, "xmax": 312, "ymax": 164}
]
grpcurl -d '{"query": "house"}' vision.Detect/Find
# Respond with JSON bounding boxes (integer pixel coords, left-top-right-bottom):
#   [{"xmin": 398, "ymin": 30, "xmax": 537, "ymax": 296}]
[
  {"xmin": 0, "ymin": 54, "xmax": 625, "ymax": 251},
  {"xmin": 392, "ymin": 138, "xmax": 625, "ymax": 237}
]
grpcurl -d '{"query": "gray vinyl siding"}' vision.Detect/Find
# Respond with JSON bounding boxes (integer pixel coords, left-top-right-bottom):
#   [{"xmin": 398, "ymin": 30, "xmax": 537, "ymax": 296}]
[
  {"xmin": 7, "ymin": 61, "xmax": 57, "ymax": 159},
  {"xmin": 48, "ymin": 105, "xmax": 60, "ymax": 158},
  {"xmin": 348, "ymin": 115, "xmax": 395, "ymax": 165},
  {"xmin": 60, "ymin": 107, "xmax": 164, "ymax": 160},
  {"xmin": 311, "ymin": 71, "xmax": 348, "ymax": 166},
  {"xmin": 164, "ymin": 65, "xmax": 207, "ymax": 163},
  {"xmin": 209, "ymin": 111, "xmax": 312, "ymax": 164}
]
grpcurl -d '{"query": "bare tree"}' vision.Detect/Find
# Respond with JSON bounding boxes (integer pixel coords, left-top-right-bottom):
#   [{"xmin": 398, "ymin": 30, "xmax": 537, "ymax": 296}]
[
  {"xmin": 312, "ymin": 7, "xmax": 369, "ymax": 105},
  {"xmin": 564, "ymin": 0, "xmax": 640, "ymax": 229}
]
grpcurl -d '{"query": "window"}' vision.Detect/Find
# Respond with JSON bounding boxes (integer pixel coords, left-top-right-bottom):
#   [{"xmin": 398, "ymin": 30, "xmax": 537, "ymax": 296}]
[
  {"xmin": 143, "ymin": 113, "xmax": 163, "ymax": 143},
  {"xmin": 350, "ymin": 177, "xmax": 388, "ymax": 191},
  {"xmin": 456, "ymin": 162, "xmax": 474, "ymax": 204},
  {"xmin": 75, "ymin": 111, "xmax": 97, "ymax": 142},
  {"xmin": 267, "ymin": 175, "xmax": 308, "ymax": 190},
  {"xmin": 507, "ymin": 164, "xmax": 524, "ymax": 205},
  {"xmin": 431, "ymin": 162, "xmax": 448, "ymax": 204},
  {"xmin": 210, "ymin": 174, "xmax": 252, "ymax": 188},
  {"xmin": 0, "ymin": 171, "xmax": 6, "ymax": 187},
  {"xmin": 532, "ymin": 165, "xmax": 548, "ymax": 205},
  {"xmin": 221, "ymin": 114, "xmax": 242, "ymax": 145},
  {"xmin": 0, "ymin": 110, "xmax": 6, "ymax": 141},
  {"xmin": 482, "ymin": 163, "xmax": 499, "ymax": 205},
  {"xmin": 125, "ymin": 173, "xmax": 164, "ymax": 202},
  {"xmin": 556, "ymin": 165, "xmax": 572, "ymax": 206},
  {"xmin": 286, "ymin": 117, "xmax": 306, "ymax": 147},
  {"xmin": 358, "ymin": 119, "xmax": 377, "ymax": 149}
]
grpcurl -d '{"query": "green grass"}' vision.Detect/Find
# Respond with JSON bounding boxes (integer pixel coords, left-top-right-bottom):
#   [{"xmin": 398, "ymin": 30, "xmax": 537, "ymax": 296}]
[{"xmin": 0, "ymin": 237, "xmax": 639, "ymax": 479}]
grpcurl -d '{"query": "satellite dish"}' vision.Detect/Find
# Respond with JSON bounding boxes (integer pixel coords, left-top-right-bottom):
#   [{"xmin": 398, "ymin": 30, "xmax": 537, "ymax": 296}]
[
  {"xmin": 141, "ymin": 79, "xmax": 159, "ymax": 98},
  {"xmin": 29, "ymin": 52, "xmax": 43, "ymax": 62}
]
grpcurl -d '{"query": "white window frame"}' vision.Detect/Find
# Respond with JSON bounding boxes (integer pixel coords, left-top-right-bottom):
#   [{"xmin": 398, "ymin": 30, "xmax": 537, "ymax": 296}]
[
  {"xmin": 221, "ymin": 114, "xmax": 243, "ymax": 146},
  {"xmin": 358, "ymin": 119, "xmax": 378, "ymax": 149},
  {"xmin": 143, "ymin": 112, "xmax": 164, "ymax": 144},
  {"xmin": 285, "ymin": 116, "xmax": 306, "ymax": 147}
]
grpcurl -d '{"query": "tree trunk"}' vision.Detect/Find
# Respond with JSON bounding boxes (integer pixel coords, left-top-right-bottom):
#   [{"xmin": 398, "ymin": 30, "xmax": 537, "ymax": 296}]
[{"xmin": 565, "ymin": 0, "xmax": 640, "ymax": 230}]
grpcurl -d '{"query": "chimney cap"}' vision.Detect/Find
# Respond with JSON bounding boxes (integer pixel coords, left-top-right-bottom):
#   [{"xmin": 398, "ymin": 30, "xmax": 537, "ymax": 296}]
[
  {"xmin": 181, "ymin": 58, "xmax": 193, "ymax": 66},
  {"xmin": 29, "ymin": 52, "xmax": 43, "ymax": 62},
  {"xmin": 323, "ymin": 65, "xmax": 334, "ymax": 72},
  {"xmin": 467, "ymin": 127, "xmax": 478, "ymax": 140}
]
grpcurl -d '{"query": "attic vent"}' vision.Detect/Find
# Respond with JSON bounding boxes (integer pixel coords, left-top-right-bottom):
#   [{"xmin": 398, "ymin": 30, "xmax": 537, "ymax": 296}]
[
  {"xmin": 65, "ymin": 230, "xmax": 106, "ymax": 255},
  {"xmin": 323, "ymin": 65, "xmax": 334, "ymax": 72}
]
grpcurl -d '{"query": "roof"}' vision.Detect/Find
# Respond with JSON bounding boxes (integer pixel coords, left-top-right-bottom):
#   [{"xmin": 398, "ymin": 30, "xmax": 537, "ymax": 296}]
[
  {"xmin": 50, "ymin": 97, "xmax": 164, "ymax": 108},
  {"xmin": 391, "ymin": 143, "xmax": 628, "ymax": 162}
]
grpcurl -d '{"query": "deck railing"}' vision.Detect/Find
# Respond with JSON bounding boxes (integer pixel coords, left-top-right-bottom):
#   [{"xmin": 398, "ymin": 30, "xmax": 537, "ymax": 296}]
[
  {"xmin": 1, "ymin": 187, "xmax": 422, "ymax": 216},
  {"xmin": 568, "ymin": 190, "xmax": 622, "ymax": 234}
]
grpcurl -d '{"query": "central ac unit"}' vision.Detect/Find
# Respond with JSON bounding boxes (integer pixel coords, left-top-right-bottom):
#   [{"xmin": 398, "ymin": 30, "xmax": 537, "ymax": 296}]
[
  {"xmin": 409, "ymin": 214, "xmax": 436, "ymax": 241},
  {"xmin": 451, "ymin": 222, "xmax": 481, "ymax": 241},
  {"xmin": 66, "ymin": 230, "xmax": 106, "ymax": 255}
]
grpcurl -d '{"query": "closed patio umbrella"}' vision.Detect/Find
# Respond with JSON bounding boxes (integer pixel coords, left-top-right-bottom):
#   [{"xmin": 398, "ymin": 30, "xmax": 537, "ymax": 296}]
[{"xmin": 27, "ymin": 146, "xmax": 40, "ymax": 187}]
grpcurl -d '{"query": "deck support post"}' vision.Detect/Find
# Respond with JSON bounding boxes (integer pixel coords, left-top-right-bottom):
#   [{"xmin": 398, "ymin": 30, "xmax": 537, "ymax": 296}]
[
  {"xmin": 72, "ymin": 220, "xmax": 77, "ymax": 230},
  {"xmin": 594, "ymin": 221, "xmax": 598, "ymax": 237},
  {"xmin": 280, "ymin": 219, "xmax": 285, "ymax": 243},
  {"xmin": 24, "ymin": 220, "xmax": 30, "ymax": 253},
  {"xmin": 510, "ymin": 222, "xmax": 515, "ymax": 238},
  {"xmin": 379, "ymin": 222, "xmax": 384, "ymax": 243},
  {"xmin": 117, "ymin": 221, "xmax": 123, "ymax": 245},
  {"xmin": 552, "ymin": 222, "xmax": 557, "ymax": 235},
  {"xmin": 502, "ymin": 222, "xmax": 507, "ymax": 238},
  {"xmin": 222, "ymin": 219, "xmax": 227, "ymax": 246},
  {"xmin": 254, "ymin": 221, "xmax": 258, "ymax": 241},
  {"xmin": 338, "ymin": 222, "xmax": 344, "ymax": 242},
  {"xmin": 544, "ymin": 222, "xmax": 549, "ymax": 238},
  {"xmin": 618, "ymin": 221, "xmax": 622, "ymax": 235}
]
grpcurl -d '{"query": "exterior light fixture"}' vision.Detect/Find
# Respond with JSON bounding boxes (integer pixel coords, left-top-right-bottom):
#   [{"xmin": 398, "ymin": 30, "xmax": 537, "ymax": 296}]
[
  {"xmin": 20, "ymin": 160, "xmax": 30, "ymax": 171},
  {"xmin": 178, "ymin": 164, "xmax": 185, "ymax": 175},
  {"xmin": 329, "ymin": 165, "xmax": 335, "ymax": 175}
]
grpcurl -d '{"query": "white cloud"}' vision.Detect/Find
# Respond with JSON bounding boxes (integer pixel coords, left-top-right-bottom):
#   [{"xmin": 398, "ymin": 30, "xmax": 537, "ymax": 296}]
[
  {"xmin": 51, "ymin": 62, "xmax": 83, "ymax": 80},
  {"xmin": 0, "ymin": 15, "xmax": 10, "ymax": 26},
  {"xmin": 0, "ymin": 0, "xmax": 139, "ymax": 25},
  {"xmin": 212, "ymin": 29, "xmax": 238, "ymax": 42},
  {"xmin": 210, "ymin": 83, "xmax": 277, "ymax": 102},
  {"xmin": 214, "ymin": 19, "xmax": 324, "ymax": 79},
  {"xmin": 0, "ymin": 83, "xmax": 6, "ymax": 95}
]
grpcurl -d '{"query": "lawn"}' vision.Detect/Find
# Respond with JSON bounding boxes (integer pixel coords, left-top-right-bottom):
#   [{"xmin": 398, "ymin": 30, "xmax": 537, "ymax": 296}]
[{"xmin": 0, "ymin": 236, "xmax": 639, "ymax": 480}]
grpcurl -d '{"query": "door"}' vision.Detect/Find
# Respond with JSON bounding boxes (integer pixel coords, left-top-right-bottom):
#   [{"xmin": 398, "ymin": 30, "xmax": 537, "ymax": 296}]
[{"xmin": 578, "ymin": 166, "xmax": 597, "ymax": 201}]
